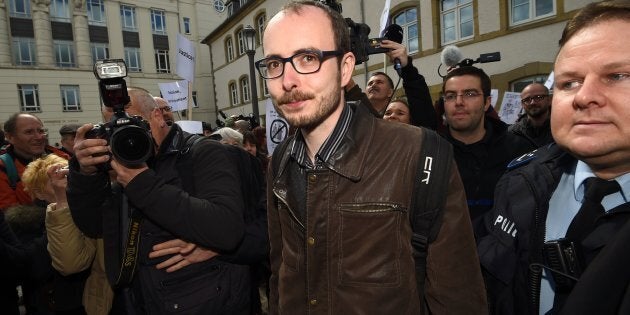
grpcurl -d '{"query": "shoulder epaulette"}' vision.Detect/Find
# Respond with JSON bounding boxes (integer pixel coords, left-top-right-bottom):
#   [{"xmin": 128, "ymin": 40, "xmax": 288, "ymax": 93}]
[{"xmin": 507, "ymin": 149, "xmax": 539, "ymax": 170}]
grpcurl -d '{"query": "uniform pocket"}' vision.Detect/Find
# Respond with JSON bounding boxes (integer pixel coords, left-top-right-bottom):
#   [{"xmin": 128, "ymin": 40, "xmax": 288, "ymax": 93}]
[{"xmin": 338, "ymin": 203, "xmax": 406, "ymax": 287}]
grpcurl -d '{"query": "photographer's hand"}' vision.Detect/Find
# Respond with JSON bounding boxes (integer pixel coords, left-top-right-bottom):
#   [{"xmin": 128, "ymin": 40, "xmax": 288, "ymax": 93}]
[
  {"xmin": 382, "ymin": 40, "xmax": 409, "ymax": 68},
  {"xmin": 149, "ymin": 239, "xmax": 219, "ymax": 273},
  {"xmin": 74, "ymin": 124, "xmax": 110, "ymax": 175},
  {"xmin": 110, "ymin": 159, "xmax": 148, "ymax": 187}
]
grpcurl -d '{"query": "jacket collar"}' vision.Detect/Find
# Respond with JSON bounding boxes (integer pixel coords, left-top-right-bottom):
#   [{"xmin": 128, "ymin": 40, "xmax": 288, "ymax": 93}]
[{"xmin": 277, "ymin": 101, "xmax": 374, "ymax": 182}]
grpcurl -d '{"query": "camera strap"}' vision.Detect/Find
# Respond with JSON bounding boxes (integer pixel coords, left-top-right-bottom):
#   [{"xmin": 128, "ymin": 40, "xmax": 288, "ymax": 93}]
[{"xmin": 114, "ymin": 205, "xmax": 143, "ymax": 289}]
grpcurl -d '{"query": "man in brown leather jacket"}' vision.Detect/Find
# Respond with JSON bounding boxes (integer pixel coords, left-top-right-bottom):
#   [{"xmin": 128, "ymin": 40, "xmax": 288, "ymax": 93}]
[{"xmin": 259, "ymin": 1, "xmax": 487, "ymax": 314}]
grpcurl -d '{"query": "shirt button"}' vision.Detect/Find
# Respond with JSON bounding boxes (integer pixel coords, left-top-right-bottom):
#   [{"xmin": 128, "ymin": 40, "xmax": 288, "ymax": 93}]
[
  {"xmin": 308, "ymin": 174, "xmax": 317, "ymax": 183},
  {"xmin": 307, "ymin": 237, "xmax": 315, "ymax": 246},
  {"xmin": 310, "ymin": 298, "xmax": 318, "ymax": 306}
]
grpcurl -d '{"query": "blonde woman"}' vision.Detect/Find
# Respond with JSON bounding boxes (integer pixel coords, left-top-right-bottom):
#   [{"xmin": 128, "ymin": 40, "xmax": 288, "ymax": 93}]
[{"xmin": 23, "ymin": 155, "xmax": 113, "ymax": 315}]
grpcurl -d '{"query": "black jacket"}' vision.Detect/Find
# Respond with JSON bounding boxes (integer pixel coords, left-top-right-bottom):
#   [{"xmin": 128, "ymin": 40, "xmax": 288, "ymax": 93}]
[
  {"xmin": 509, "ymin": 116, "xmax": 553, "ymax": 149},
  {"xmin": 67, "ymin": 125, "xmax": 251, "ymax": 315},
  {"xmin": 477, "ymin": 144, "xmax": 630, "ymax": 314},
  {"xmin": 442, "ymin": 118, "xmax": 532, "ymax": 235}
]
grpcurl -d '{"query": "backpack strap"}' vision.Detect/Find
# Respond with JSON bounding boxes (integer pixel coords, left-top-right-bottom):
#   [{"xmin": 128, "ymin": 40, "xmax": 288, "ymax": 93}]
[
  {"xmin": 410, "ymin": 129, "xmax": 454, "ymax": 309},
  {"xmin": 0, "ymin": 153, "xmax": 18, "ymax": 190},
  {"xmin": 271, "ymin": 137, "xmax": 293, "ymax": 177}
]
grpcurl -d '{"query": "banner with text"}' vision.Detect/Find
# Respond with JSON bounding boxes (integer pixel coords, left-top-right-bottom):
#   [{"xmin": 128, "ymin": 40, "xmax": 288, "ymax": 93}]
[
  {"xmin": 158, "ymin": 80, "xmax": 189, "ymax": 112},
  {"xmin": 176, "ymin": 33, "xmax": 195, "ymax": 82}
]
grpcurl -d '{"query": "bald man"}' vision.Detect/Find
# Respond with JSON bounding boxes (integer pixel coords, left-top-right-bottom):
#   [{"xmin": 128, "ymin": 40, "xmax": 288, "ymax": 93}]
[{"xmin": 154, "ymin": 97, "xmax": 174, "ymax": 126}]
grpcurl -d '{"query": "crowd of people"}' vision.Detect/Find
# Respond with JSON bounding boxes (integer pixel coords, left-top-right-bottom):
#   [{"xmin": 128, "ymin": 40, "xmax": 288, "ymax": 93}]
[{"xmin": 1, "ymin": 0, "xmax": 630, "ymax": 314}]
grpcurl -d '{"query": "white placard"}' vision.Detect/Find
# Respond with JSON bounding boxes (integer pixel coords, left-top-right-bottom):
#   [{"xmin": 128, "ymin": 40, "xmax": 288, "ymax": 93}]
[
  {"xmin": 265, "ymin": 98, "xmax": 288, "ymax": 155},
  {"xmin": 175, "ymin": 120, "xmax": 203, "ymax": 134},
  {"xmin": 158, "ymin": 80, "xmax": 189, "ymax": 112},
  {"xmin": 544, "ymin": 71, "xmax": 554, "ymax": 90},
  {"xmin": 498, "ymin": 91, "xmax": 522, "ymax": 125},
  {"xmin": 490, "ymin": 89, "xmax": 499, "ymax": 108},
  {"xmin": 176, "ymin": 33, "xmax": 195, "ymax": 82}
]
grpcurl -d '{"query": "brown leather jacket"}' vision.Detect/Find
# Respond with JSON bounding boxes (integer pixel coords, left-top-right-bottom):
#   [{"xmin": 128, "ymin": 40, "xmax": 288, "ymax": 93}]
[{"xmin": 267, "ymin": 103, "xmax": 487, "ymax": 315}]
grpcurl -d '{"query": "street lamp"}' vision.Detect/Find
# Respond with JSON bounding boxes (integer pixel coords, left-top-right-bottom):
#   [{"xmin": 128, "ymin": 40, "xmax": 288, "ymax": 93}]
[{"xmin": 243, "ymin": 25, "xmax": 259, "ymax": 125}]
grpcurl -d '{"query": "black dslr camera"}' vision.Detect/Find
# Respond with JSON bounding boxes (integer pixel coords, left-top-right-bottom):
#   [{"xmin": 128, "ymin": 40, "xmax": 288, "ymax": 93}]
[
  {"xmin": 319, "ymin": 0, "xmax": 402, "ymax": 65},
  {"xmin": 87, "ymin": 59, "xmax": 153, "ymax": 168}
]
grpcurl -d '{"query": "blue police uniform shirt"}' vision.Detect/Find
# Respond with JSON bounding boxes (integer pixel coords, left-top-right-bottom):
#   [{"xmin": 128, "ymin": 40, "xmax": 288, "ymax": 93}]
[{"xmin": 540, "ymin": 160, "xmax": 630, "ymax": 314}]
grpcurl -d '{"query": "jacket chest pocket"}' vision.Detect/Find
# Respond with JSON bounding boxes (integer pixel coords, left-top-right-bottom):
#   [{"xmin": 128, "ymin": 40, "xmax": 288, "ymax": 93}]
[{"xmin": 337, "ymin": 203, "xmax": 406, "ymax": 287}]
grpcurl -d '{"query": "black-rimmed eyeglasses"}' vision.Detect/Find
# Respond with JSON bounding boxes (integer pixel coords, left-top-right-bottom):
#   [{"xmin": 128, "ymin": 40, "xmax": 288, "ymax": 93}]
[
  {"xmin": 159, "ymin": 105, "xmax": 172, "ymax": 112},
  {"xmin": 255, "ymin": 49, "xmax": 343, "ymax": 79},
  {"xmin": 521, "ymin": 94, "xmax": 548, "ymax": 105}
]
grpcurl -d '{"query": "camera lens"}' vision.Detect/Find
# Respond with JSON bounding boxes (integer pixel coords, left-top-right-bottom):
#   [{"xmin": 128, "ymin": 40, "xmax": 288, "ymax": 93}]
[{"xmin": 110, "ymin": 125, "xmax": 153, "ymax": 165}]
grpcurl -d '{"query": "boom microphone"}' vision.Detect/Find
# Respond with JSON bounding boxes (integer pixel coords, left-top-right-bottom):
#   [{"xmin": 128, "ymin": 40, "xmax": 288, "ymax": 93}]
[{"xmin": 440, "ymin": 45, "xmax": 463, "ymax": 68}]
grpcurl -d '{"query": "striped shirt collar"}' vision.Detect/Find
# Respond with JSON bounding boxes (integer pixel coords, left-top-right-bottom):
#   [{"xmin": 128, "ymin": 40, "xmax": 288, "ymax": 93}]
[{"xmin": 290, "ymin": 103, "xmax": 353, "ymax": 169}]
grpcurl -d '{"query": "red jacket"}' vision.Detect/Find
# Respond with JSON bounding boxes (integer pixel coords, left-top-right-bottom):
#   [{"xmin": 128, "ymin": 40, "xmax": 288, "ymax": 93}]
[{"xmin": 0, "ymin": 145, "xmax": 69, "ymax": 210}]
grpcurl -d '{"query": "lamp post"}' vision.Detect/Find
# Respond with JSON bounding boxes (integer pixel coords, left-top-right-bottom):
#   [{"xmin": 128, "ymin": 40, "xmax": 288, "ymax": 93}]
[{"xmin": 243, "ymin": 25, "xmax": 259, "ymax": 125}]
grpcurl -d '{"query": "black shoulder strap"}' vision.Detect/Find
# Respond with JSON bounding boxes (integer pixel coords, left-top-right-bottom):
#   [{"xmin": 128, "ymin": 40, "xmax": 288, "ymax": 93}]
[
  {"xmin": 271, "ymin": 137, "xmax": 292, "ymax": 177},
  {"xmin": 410, "ymin": 128, "xmax": 454, "ymax": 308}
]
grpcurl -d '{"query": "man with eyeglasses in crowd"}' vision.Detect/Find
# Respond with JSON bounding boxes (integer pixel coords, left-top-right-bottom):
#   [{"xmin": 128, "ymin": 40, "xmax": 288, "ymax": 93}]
[
  {"xmin": 0, "ymin": 113, "xmax": 68, "ymax": 210},
  {"xmin": 509, "ymin": 82, "xmax": 554, "ymax": 148},
  {"xmin": 440, "ymin": 66, "xmax": 532, "ymax": 236},
  {"xmin": 154, "ymin": 97, "xmax": 174, "ymax": 126},
  {"xmin": 259, "ymin": 1, "xmax": 486, "ymax": 314}
]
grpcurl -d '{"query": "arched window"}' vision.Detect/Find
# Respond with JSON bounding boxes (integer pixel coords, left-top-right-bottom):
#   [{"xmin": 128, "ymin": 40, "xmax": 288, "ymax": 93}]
[
  {"xmin": 229, "ymin": 82, "xmax": 238, "ymax": 106},
  {"xmin": 256, "ymin": 13, "xmax": 266, "ymax": 46},
  {"xmin": 225, "ymin": 37, "xmax": 234, "ymax": 62},
  {"xmin": 240, "ymin": 76, "xmax": 250, "ymax": 102},
  {"xmin": 393, "ymin": 7, "xmax": 419, "ymax": 54}
]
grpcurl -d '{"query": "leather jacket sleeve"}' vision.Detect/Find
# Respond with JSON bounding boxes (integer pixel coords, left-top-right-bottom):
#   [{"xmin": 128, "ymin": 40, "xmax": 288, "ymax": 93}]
[
  {"xmin": 425, "ymin": 161, "xmax": 488, "ymax": 314},
  {"xmin": 45, "ymin": 203, "xmax": 96, "ymax": 276},
  {"xmin": 400, "ymin": 58, "xmax": 437, "ymax": 130}
]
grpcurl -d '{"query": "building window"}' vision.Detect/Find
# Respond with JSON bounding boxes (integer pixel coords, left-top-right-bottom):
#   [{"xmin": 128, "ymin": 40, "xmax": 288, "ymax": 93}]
[
  {"xmin": 441, "ymin": 0, "xmax": 474, "ymax": 45},
  {"xmin": 151, "ymin": 9, "xmax": 167, "ymax": 35},
  {"xmin": 239, "ymin": 0, "xmax": 248, "ymax": 6},
  {"xmin": 256, "ymin": 14, "xmax": 266, "ymax": 46},
  {"xmin": 91, "ymin": 43, "xmax": 109, "ymax": 62},
  {"xmin": 510, "ymin": 0, "xmax": 555, "ymax": 25},
  {"xmin": 237, "ymin": 28, "xmax": 245, "ymax": 56},
  {"xmin": 124, "ymin": 47, "xmax": 142, "ymax": 72},
  {"xmin": 60, "ymin": 85, "xmax": 81, "ymax": 111},
  {"xmin": 50, "ymin": 0, "xmax": 70, "ymax": 22},
  {"xmin": 155, "ymin": 49, "xmax": 170, "ymax": 73},
  {"xmin": 192, "ymin": 91, "xmax": 198, "ymax": 108},
  {"xmin": 241, "ymin": 77, "xmax": 250, "ymax": 102},
  {"xmin": 183, "ymin": 17, "xmax": 191, "ymax": 34},
  {"xmin": 261, "ymin": 78, "xmax": 269, "ymax": 96},
  {"xmin": 87, "ymin": 0, "xmax": 106, "ymax": 26},
  {"xmin": 12, "ymin": 38, "xmax": 36, "ymax": 66},
  {"xmin": 393, "ymin": 8, "xmax": 419, "ymax": 54},
  {"xmin": 9, "ymin": 0, "xmax": 31, "ymax": 18},
  {"xmin": 227, "ymin": 2, "xmax": 234, "ymax": 16},
  {"xmin": 229, "ymin": 82, "xmax": 238, "ymax": 106},
  {"xmin": 18, "ymin": 84, "xmax": 40, "ymax": 112},
  {"xmin": 120, "ymin": 5, "xmax": 137, "ymax": 31},
  {"xmin": 226, "ymin": 37, "xmax": 234, "ymax": 62},
  {"xmin": 54, "ymin": 40, "xmax": 76, "ymax": 68}
]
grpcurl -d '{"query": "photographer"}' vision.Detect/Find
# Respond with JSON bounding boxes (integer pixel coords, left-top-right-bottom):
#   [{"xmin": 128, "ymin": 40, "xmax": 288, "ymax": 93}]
[
  {"xmin": 67, "ymin": 87, "xmax": 251, "ymax": 314},
  {"xmin": 345, "ymin": 40, "xmax": 437, "ymax": 129}
]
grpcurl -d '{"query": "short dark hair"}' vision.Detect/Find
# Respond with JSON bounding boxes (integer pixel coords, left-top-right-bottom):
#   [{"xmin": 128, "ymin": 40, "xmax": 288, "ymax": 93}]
[
  {"xmin": 560, "ymin": 1, "xmax": 630, "ymax": 48},
  {"xmin": 3, "ymin": 113, "xmax": 42, "ymax": 135},
  {"xmin": 370, "ymin": 71, "xmax": 394, "ymax": 89},
  {"xmin": 243, "ymin": 131, "xmax": 258, "ymax": 146},
  {"xmin": 442, "ymin": 66, "xmax": 491, "ymax": 98},
  {"xmin": 280, "ymin": 1, "xmax": 350, "ymax": 54}
]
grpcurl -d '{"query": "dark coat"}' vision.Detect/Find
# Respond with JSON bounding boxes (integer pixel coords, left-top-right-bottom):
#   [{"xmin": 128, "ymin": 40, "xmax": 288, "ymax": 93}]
[
  {"xmin": 67, "ymin": 124, "xmax": 251, "ymax": 315},
  {"xmin": 442, "ymin": 117, "xmax": 533, "ymax": 236},
  {"xmin": 509, "ymin": 116, "xmax": 553, "ymax": 149},
  {"xmin": 268, "ymin": 103, "xmax": 487, "ymax": 314},
  {"xmin": 477, "ymin": 144, "xmax": 630, "ymax": 314}
]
